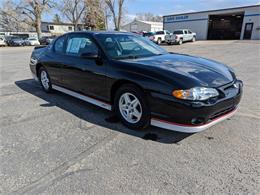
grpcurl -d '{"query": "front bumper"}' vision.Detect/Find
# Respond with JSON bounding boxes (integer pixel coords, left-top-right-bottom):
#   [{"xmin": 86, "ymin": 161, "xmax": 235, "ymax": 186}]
[
  {"xmin": 151, "ymin": 108, "xmax": 237, "ymax": 133},
  {"xmin": 149, "ymin": 80, "xmax": 243, "ymax": 133}
]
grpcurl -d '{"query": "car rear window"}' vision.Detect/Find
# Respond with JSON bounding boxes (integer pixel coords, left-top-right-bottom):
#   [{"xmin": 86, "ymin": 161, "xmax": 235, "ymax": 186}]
[
  {"xmin": 173, "ymin": 30, "xmax": 183, "ymax": 34},
  {"xmin": 143, "ymin": 32, "xmax": 154, "ymax": 37},
  {"xmin": 54, "ymin": 36, "xmax": 66, "ymax": 54}
]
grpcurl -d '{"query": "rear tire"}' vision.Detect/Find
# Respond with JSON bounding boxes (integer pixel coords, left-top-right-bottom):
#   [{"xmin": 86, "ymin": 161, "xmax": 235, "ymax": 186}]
[
  {"xmin": 114, "ymin": 84, "xmax": 150, "ymax": 130},
  {"xmin": 39, "ymin": 67, "xmax": 52, "ymax": 93}
]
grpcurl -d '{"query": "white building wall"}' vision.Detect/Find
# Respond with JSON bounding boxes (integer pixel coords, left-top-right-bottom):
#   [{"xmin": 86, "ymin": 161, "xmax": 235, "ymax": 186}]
[
  {"xmin": 48, "ymin": 25, "xmax": 74, "ymax": 34},
  {"xmin": 41, "ymin": 23, "xmax": 74, "ymax": 34},
  {"xmin": 163, "ymin": 5, "xmax": 260, "ymax": 40},
  {"xmin": 122, "ymin": 21, "xmax": 151, "ymax": 32},
  {"xmin": 150, "ymin": 24, "xmax": 163, "ymax": 32},
  {"xmin": 164, "ymin": 12, "xmax": 209, "ymax": 40},
  {"xmin": 241, "ymin": 6, "xmax": 260, "ymax": 40}
]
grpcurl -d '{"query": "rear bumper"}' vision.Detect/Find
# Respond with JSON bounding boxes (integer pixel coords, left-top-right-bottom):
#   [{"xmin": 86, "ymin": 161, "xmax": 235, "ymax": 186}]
[{"xmin": 166, "ymin": 39, "xmax": 180, "ymax": 44}]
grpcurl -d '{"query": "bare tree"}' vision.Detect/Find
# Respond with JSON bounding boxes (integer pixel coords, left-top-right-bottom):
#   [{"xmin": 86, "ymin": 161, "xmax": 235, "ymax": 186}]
[
  {"xmin": 0, "ymin": 0, "xmax": 30, "ymax": 32},
  {"xmin": 17, "ymin": 0, "xmax": 55, "ymax": 39},
  {"xmin": 53, "ymin": 14, "xmax": 62, "ymax": 23},
  {"xmin": 84, "ymin": 0, "xmax": 106, "ymax": 30},
  {"xmin": 60, "ymin": 0, "xmax": 87, "ymax": 31},
  {"xmin": 136, "ymin": 12, "xmax": 163, "ymax": 22},
  {"xmin": 105, "ymin": 0, "xmax": 125, "ymax": 31}
]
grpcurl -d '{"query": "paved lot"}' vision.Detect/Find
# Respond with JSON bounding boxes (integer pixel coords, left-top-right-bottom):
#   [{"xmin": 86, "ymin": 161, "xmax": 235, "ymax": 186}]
[{"xmin": 0, "ymin": 41, "xmax": 259, "ymax": 194}]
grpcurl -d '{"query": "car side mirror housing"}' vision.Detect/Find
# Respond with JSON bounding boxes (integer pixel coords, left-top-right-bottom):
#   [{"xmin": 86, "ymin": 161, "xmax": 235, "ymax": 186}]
[{"xmin": 80, "ymin": 52, "xmax": 99, "ymax": 59}]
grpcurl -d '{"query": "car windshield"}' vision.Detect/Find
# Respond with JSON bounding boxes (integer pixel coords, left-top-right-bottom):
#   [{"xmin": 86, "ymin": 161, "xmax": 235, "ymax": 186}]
[
  {"xmin": 95, "ymin": 33, "xmax": 168, "ymax": 59},
  {"xmin": 173, "ymin": 30, "xmax": 183, "ymax": 34}
]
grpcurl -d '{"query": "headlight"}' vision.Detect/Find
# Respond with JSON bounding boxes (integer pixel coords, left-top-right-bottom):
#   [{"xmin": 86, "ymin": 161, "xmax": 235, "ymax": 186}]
[{"xmin": 172, "ymin": 87, "xmax": 219, "ymax": 101}]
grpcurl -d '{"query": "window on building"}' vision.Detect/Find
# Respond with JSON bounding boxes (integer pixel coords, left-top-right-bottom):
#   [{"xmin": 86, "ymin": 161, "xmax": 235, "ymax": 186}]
[
  {"xmin": 49, "ymin": 25, "xmax": 54, "ymax": 30},
  {"xmin": 68, "ymin": 26, "xmax": 73, "ymax": 31}
]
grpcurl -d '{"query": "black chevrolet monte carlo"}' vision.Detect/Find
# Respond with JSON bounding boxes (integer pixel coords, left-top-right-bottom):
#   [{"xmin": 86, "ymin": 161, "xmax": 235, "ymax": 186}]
[{"xmin": 29, "ymin": 31, "xmax": 243, "ymax": 133}]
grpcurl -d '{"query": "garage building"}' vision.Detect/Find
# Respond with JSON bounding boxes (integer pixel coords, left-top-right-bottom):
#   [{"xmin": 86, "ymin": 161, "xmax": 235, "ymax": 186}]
[
  {"xmin": 163, "ymin": 5, "xmax": 260, "ymax": 40},
  {"xmin": 122, "ymin": 19, "xmax": 163, "ymax": 32}
]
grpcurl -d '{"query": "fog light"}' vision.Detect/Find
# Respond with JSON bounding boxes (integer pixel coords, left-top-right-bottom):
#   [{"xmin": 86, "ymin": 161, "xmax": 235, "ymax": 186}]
[{"xmin": 191, "ymin": 117, "xmax": 205, "ymax": 125}]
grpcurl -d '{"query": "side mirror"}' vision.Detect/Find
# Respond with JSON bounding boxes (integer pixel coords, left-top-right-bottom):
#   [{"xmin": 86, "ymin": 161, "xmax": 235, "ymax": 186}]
[{"xmin": 80, "ymin": 52, "xmax": 99, "ymax": 59}]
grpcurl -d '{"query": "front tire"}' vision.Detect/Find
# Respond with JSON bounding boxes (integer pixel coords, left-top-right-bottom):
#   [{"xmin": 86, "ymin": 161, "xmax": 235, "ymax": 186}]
[
  {"xmin": 114, "ymin": 84, "xmax": 150, "ymax": 130},
  {"xmin": 39, "ymin": 67, "xmax": 52, "ymax": 93},
  {"xmin": 178, "ymin": 39, "xmax": 183, "ymax": 45},
  {"xmin": 192, "ymin": 36, "xmax": 196, "ymax": 42}
]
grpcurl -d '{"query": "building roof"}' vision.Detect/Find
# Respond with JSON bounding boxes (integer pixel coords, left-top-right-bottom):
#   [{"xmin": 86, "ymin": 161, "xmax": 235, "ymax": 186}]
[
  {"xmin": 163, "ymin": 4, "xmax": 260, "ymax": 17},
  {"xmin": 122, "ymin": 19, "xmax": 163, "ymax": 26},
  {"xmin": 136, "ymin": 20, "xmax": 163, "ymax": 26}
]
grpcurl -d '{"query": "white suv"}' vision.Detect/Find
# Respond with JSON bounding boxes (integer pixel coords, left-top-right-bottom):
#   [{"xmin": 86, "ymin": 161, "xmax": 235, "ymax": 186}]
[
  {"xmin": 165, "ymin": 29, "xmax": 196, "ymax": 45},
  {"xmin": 0, "ymin": 37, "xmax": 7, "ymax": 47},
  {"xmin": 154, "ymin": 30, "xmax": 171, "ymax": 44}
]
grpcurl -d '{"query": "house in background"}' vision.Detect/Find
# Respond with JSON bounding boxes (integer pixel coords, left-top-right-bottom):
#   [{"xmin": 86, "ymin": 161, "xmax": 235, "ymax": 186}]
[
  {"xmin": 41, "ymin": 22, "xmax": 88, "ymax": 35},
  {"xmin": 122, "ymin": 19, "xmax": 163, "ymax": 32}
]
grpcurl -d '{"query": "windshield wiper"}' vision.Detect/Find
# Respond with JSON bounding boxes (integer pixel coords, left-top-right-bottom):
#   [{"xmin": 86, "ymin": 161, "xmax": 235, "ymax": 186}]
[{"xmin": 116, "ymin": 55, "xmax": 138, "ymax": 60}]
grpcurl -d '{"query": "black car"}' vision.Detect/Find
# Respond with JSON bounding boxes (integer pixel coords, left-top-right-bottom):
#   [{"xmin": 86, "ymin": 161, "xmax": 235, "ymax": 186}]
[
  {"xmin": 5, "ymin": 36, "xmax": 20, "ymax": 46},
  {"xmin": 39, "ymin": 36, "xmax": 56, "ymax": 45},
  {"xmin": 9, "ymin": 38, "xmax": 25, "ymax": 46},
  {"xmin": 29, "ymin": 32, "xmax": 243, "ymax": 133}
]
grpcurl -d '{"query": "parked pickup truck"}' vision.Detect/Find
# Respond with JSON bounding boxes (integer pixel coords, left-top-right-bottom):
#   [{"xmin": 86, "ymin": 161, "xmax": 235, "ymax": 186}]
[
  {"xmin": 165, "ymin": 29, "xmax": 196, "ymax": 45},
  {"xmin": 154, "ymin": 30, "xmax": 171, "ymax": 44}
]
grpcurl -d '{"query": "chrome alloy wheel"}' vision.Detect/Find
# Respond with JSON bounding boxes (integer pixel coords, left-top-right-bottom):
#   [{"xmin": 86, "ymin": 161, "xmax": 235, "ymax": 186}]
[
  {"xmin": 40, "ymin": 70, "xmax": 50, "ymax": 90},
  {"xmin": 119, "ymin": 93, "xmax": 142, "ymax": 124}
]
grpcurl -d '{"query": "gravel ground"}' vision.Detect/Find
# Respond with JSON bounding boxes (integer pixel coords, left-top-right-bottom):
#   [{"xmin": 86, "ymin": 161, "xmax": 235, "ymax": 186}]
[{"xmin": 0, "ymin": 41, "xmax": 259, "ymax": 194}]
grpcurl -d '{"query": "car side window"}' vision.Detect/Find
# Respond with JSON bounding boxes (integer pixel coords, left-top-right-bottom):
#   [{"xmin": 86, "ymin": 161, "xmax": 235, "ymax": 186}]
[
  {"xmin": 66, "ymin": 35, "xmax": 98, "ymax": 57},
  {"xmin": 54, "ymin": 36, "xmax": 66, "ymax": 54},
  {"xmin": 184, "ymin": 30, "xmax": 188, "ymax": 34},
  {"xmin": 188, "ymin": 30, "xmax": 192, "ymax": 34},
  {"xmin": 156, "ymin": 31, "xmax": 164, "ymax": 35}
]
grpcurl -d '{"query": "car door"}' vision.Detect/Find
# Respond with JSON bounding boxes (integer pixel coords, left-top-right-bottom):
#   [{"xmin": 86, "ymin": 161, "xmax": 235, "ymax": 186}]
[
  {"xmin": 183, "ymin": 30, "xmax": 189, "ymax": 41},
  {"xmin": 188, "ymin": 30, "xmax": 194, "ymax": 41},
  {"xmin": 61, "ymin": 33, "xmax": 108, "ymax": 100},
  {"xmin": 44, "ymin": 35, "xmax": 67, "ymax": 86}
]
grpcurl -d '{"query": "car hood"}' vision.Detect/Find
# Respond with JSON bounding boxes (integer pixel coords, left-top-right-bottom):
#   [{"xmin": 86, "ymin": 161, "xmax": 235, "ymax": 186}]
[{"xmin": 120, "ymin": 53, "xmax": 235, "ymax": 88}]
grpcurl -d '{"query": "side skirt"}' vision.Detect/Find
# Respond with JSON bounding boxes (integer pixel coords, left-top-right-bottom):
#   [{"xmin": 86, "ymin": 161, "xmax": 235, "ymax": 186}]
[{"xmin": 52, "ymin": 84, "xmax": 112, "ymax": 111}]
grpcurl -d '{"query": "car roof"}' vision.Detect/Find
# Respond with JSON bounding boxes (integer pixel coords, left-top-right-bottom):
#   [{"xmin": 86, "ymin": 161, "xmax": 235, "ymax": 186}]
[
  {"xmin": 174, "ymin": 29, "xmax": 190, "ymax": 31},
  {"xmin": 65, "ymin": 31, "xmax": 134, "ymax": 36}
]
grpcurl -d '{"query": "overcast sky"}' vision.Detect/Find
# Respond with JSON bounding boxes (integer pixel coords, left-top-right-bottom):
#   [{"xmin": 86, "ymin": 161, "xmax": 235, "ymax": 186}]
[{"xmin": 41, "ymin": 0, "xmax": 260, "ymax": 22}]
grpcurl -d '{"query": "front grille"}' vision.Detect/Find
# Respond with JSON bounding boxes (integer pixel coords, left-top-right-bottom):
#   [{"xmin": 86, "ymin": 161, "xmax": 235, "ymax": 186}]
[{"xmin": 209, "ymin": 106, "xmax": 235, "ymax": 121}]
